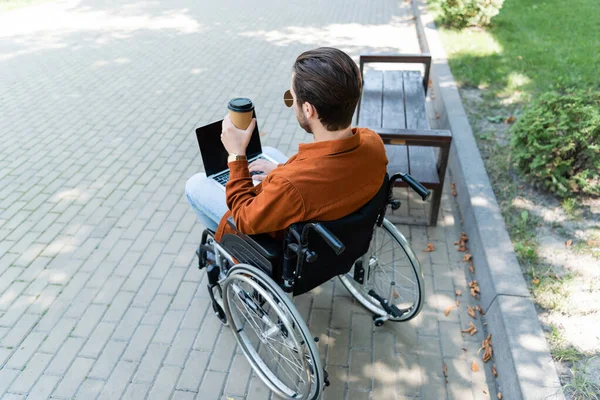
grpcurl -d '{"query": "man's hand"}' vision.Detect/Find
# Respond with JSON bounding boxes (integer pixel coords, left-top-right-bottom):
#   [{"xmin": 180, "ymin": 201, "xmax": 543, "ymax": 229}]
[
  {"xmin": 249, "ymin": 159, "xmax": 278, "ymax": 181},
  {"xmin": 221, "ymin": 115, "xmax": 255, "ymax": 156}
]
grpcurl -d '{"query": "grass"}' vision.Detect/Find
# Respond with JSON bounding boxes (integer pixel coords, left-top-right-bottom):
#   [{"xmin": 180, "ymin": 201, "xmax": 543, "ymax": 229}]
[
  {"xmin": 563, "ymin": 360, "xmax": 600, "ymax": 400},
  {"xmin": 532, "ymin": 270, "xmax": 573, "ymax": 312},
  {"xmin": 562, "ymin": 198, "xmax": 582, "ymax": 219},
  {"xmin": 429, "ymin": 0, "xmax": 600, "ymax": 98},
  {"xmin": 548, "ymin": 325, "xmax": 585, "ymax": 363}
]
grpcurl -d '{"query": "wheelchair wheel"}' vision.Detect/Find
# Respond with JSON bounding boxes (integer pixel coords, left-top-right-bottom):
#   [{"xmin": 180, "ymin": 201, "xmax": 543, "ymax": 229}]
[
  {"xmin": 339, "ymin": 218, "xmax": 424, "ymax": 322},
  {"xmin": 223, "ymin": 264, "xmax": 323, "ymax": 399}
]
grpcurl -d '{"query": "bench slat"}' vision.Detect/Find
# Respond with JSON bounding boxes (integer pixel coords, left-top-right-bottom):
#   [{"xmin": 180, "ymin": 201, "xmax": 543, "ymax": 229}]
[
  {"xmin": 382, "ymin": 71, "xmax": 406, "ymax": 129},
  {"xmin": 381, "ymin": 71, "xmax": 409, "ymax": 176},
  {"xmin": 359, "ymin": 70, "xmax": 383, "ymax": 127},
  {"xmin": 386, "ymin": 144, "xmax": 409, "ymax": 177},
  {"xmin": 403, "ymin": 71, "xmax": 439, "ymax": 186}
]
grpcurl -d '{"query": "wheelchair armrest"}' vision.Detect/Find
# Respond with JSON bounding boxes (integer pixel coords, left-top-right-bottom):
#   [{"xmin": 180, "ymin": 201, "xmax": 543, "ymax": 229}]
[{"xmin": 226, "ymin": 217, "xmax": 280, "ymax": 260}]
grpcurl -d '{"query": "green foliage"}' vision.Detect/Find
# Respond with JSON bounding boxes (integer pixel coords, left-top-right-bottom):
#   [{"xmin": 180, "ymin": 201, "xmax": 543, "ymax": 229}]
[
  {"xmin": 510, "ymin": 88, "xmax": 600, "ymax": 198},
  {"xmin": 439, "ymin": 0, "xmax": 504, "ymax": 29}
]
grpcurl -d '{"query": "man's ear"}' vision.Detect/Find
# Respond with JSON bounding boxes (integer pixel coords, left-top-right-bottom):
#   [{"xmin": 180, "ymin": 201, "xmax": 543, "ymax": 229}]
[{"xmin": 303, "ymin": 102, "xmax": 316, "ymax": 119}]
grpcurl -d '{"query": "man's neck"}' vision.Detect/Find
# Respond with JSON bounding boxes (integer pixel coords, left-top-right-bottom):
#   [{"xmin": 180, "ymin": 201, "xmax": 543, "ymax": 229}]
[{"xmin": 312, "ymin": 126, "xmax": 354, "ymax": 142}]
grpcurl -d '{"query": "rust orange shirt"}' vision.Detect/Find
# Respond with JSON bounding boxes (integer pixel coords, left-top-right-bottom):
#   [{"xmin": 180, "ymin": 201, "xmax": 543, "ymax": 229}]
[{"xmin": 214, "ymin": 127, "xmax": 388, "ymax": 241}]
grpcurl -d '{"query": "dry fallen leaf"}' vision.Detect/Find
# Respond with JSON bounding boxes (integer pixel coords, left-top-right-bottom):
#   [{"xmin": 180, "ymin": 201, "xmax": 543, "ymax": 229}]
[
  {"xmin": 532, "ymin": 278, "xmax": 540, "ymax": 285},
  {"xmin": 444, "ymin": 304, "xmax": 456, "ymax": 317},
  {"xmin": 493, "ymin": 364, "xmax": 498, "ymax": 377},
  {"xmin": 456, "ymin": 289, "xmax": 462, "ymax": 296},
  {"xmin": 566, "ymin": 239, "xmax": 573, "ymax": 248},
  {"xmin": 471, "ymin": 361, "xmax": 479, "ymax": 372},
  {"xmin": 461, "ymin": 322, "xmax": 478, "ymax": 336},
  {"xmin": 428, "ymin": 79, "xmax": 433, "ymax": 88},
  {"xmin": 451, "ymin": 182, "xmax": 457, "ymax": 196},
  {"xmin": 483, "ymin": 389, "xmax": 489, "ymax": 395},
  {"xmin": 468, "ymin": 281, "xmax": 480, "ymax": 299},
  {"xmin": 467, "ymin": 305, "xmax": 476, "ymax": 319},
  {"xmin": 443, "ymin": 363, "xmax": 448, "ymax": 377},
  {"xmin": 463, "ymin": 253, "xmax": 472, "ymax": 262},
  {"xmin": 456, "ymin": 299, "xmax": 460, "ymax": 307},
  {"xmin": 469, "ymin": 262, "xmax": 475, "ymax": 274},
  {"xmin": 476, "ymin": 305, "xmax": 486, "ymax": 316},
  {"xmin": 518, "ymin": 55, "xmax": 523, "ymax": 60},
  {"xmin": 456, "ymin": 232, "xmax": 469, "ymax": 252},
  {"xmin": 481, "ymin": 334, "xmax": 493, "ymax": 362},
  {"xmin": 498, "ymin": 392, "xmax": 503, "ymax": 399},
  {"xmin": 423, "ymin": 243, "xmax": 435, "ymax": 252},
  {"xmin": 505, "ymin": 115, "xmax": 516, "ymax": 124},
  {"xmin": 435, "ymin": 113, "xmax": 440, "ymax": 119}
]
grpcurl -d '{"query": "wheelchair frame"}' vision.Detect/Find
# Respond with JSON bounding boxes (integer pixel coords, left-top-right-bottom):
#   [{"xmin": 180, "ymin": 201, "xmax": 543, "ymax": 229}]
[{"xmin": 196, "ymin": 173, "xmax": 430, "ymax": 399}]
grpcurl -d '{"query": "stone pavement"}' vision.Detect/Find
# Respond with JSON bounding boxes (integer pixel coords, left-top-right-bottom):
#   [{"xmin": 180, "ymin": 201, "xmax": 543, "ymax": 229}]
[{"xmin": 0, "ymin": 0, "xmax": 497, "ymax": 398}]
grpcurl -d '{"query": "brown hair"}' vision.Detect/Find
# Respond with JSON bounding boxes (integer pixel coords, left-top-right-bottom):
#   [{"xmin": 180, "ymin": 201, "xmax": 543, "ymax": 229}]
[{"xmin": 292, "ymin": 47, "xmax": 362, "ymax": 131}]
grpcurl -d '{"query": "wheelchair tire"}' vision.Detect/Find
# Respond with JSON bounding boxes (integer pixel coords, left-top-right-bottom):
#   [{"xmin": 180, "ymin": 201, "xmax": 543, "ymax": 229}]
[
  {"xmin": 339, "ymin": 218, "xmax": 424, "ymax": 322},
  {"xmin": 223, "ymin": 264, "xmax": 323, "ymax": 400}
]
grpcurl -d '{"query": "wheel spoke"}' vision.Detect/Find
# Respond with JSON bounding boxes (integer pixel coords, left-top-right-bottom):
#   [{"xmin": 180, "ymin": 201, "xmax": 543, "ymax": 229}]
[
  {"xmin": 223, "ymin": 268, "xmax": 320, "ymax": 399},
  {"xmin": 339, "ymin": 219, "xmax": 423, "ymax": 321}
]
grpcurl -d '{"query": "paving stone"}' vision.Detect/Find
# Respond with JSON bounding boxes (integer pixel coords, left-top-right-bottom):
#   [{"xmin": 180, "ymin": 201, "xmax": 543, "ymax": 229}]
[
  {"xmin": 5, "ymin": 331, "xmax": 46, "ymax": 370},
  {"xmin": 112, "ymin": 306, "xmax": 145, "ymax": 341},
  {"xmin": 45, "ymin": 337, "xmax": 86, "ymax": 376},
  {"xmin": 163, "ymin": 329, "xmax": 196, "ymax": 367},
  {"xmin": 79, "ymin": 321, "xmax": 116, "ymax": 358},
  {"xmin": 246, "ymin": 375, "xmax": 271, "ymax": 400},
  {"xmin": 146, "ymin": 365, "xmax": 181, "ymax": 400},
  {"xmin": 88, "ymin": 340, "xmax": 127, "ymax": 380},
  {"xmin": 176, "ymin": 350, "xmax": 210, "ymax": 391},
  {"xmin": 97, "ymin": 360, "xmax": 137, "ymax": 400},
  {"xmin": 28, "ymin": 374, "xmax": 61, "ymax": 399},
  {"xmin": 208, "ymin": 328, "xmax": 237, "ymax": 372},
  {"xmin": 0, "ymin": 369, "xmax": 20, "ymax": 398},
  {"xmin": 223, "ymin": 354, "xmax": 253, "ymax": 397},
  {"xmin": 197, "ymin": 370, "xmax": 227, "ymax": 399},
  {"xmin": 142, "ymin": 294, "xmax": 173, "ymax": 325},
  {"xmin": 52, "ymin": 357, "xmax": 94, "ymax": 399},
  {"xmin": 74, "ymin": 378, "xmax": 104, "ymax": 400},
  {"xmin": 9, "ymin": 352, "xmax": 53, "ymax": 394},
  {"xmin": 121, "ymin": 383, "xmax": 151, "ymax": 400},
  {"xmin": 102, "ymin": 291, "xmax": 135, "ymax": 323},
  {"xmin": 1, "ymin": 313, "xmax": 39, "ymax": 348}
]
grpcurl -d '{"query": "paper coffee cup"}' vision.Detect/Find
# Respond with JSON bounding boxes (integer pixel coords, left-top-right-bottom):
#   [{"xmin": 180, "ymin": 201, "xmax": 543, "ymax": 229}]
[{"xmin": 227, "ymin": 98, "xmax": 254, "ymax": 130}]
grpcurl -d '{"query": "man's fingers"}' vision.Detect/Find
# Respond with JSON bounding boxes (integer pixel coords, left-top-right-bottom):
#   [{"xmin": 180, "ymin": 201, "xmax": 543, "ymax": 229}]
[
  {"xmin": 245, "ymin": 118, "xmax": 256, "ymax": 134},
  {"xmin": 249, "ymin": 160, "xmax": 266, "ymax": 170}
]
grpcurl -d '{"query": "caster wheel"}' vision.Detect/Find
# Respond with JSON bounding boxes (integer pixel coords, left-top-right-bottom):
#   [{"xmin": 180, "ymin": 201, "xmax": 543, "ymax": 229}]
[{"xmin": 373, "ymin": 315, "xmax": 385, "ymax": 327}]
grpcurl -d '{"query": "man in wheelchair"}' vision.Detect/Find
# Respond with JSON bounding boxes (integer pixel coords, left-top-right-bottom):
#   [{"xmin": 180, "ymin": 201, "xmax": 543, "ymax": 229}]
[{"xmin": 185, "ymin": 47, "xmax": 428, "ymax": 399}]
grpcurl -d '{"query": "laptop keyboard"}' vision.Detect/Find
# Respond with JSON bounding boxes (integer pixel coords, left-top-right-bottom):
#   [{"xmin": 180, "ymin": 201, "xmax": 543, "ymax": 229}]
[{"xmin": 214, "ymin": 156, "xmax": 268, "ymax": 186}]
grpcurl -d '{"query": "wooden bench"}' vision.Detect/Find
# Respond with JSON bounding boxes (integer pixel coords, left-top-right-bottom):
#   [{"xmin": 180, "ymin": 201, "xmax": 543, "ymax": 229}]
[{"xmin": 356, "ymin": 54, "xmax": 452, "ymax": 226}]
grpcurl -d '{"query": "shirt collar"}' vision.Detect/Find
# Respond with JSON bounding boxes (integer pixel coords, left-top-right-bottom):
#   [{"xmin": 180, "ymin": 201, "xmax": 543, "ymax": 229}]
[{"xmin": 296, "ymin": 128, "xmax": 361, "ymax": 160}]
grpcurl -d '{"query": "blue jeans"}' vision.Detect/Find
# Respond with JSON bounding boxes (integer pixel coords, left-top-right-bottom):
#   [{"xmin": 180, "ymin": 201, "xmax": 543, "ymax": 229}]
[{"xmin": 185, "ymin": 146, "xmax": 289, "ymax": 232}]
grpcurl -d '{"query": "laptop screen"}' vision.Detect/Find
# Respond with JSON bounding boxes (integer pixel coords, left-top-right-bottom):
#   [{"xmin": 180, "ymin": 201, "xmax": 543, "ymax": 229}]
[{"xmin": 195, "ymin": 117, "xmax": 263, "ymax": 176}]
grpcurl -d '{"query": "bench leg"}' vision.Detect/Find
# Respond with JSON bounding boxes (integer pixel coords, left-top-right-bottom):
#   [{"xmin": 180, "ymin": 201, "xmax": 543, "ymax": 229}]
[{"xmin": 428, "ymin": 187, "xmax": 442, "ymax": 226}]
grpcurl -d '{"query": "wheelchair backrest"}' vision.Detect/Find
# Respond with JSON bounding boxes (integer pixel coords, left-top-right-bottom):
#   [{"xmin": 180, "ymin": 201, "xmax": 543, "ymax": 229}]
[{"xmin": 289, "ymin": 174, "xmax": 389, "ymax": 295}]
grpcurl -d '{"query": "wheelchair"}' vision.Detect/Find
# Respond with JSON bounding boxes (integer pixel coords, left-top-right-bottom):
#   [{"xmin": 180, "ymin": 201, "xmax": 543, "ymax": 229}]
[{"xmin": 196, "ymin": 173, "xmax": 429, "ymax": 399}]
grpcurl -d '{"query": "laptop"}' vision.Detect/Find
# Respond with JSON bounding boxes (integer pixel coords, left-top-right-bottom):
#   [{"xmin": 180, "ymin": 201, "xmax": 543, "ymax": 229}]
[{"xmin": 195, "ymin": 116, "xmax": 278, "ymax": 190}]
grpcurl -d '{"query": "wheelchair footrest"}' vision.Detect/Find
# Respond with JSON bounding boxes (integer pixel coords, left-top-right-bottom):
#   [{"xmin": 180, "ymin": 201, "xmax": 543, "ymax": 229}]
[{"xmin": 368, "ymin": 289, "xmax": 408, "ymax": 319}]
